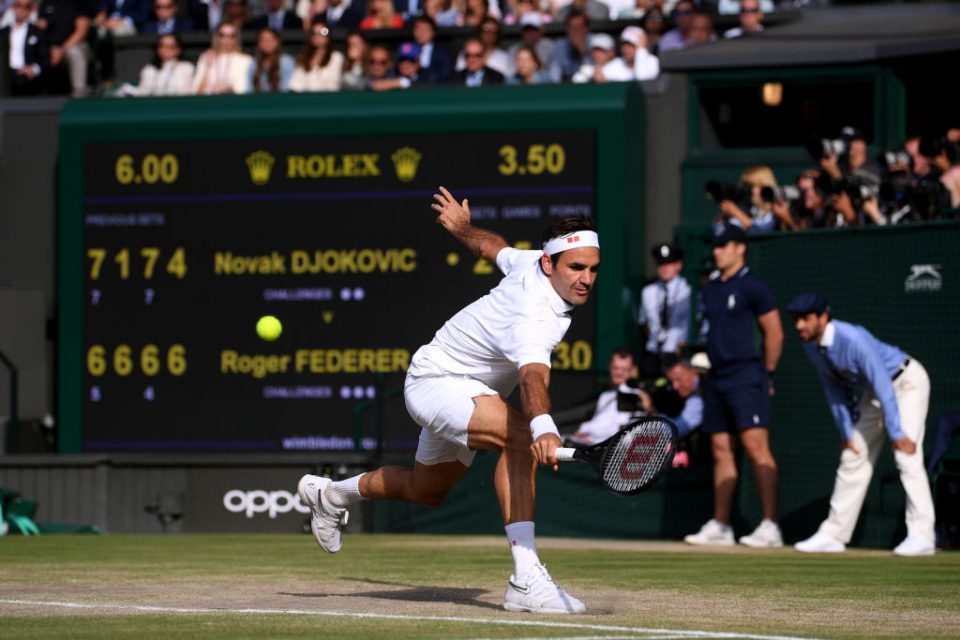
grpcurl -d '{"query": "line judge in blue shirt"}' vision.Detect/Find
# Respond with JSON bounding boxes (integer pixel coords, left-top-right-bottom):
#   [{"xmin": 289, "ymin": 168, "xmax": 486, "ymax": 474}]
[
  {"xmin": 787, "ymin": 292, "xmax": 935, "ymax": 557},
  {"xmin": 684, "ymin": 223, "xmax": 784, "ymax": 548}
]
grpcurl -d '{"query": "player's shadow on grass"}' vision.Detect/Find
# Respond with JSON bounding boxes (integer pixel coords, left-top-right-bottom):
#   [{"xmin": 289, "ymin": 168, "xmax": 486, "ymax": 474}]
[{"xmin": 279, "ymin": 578, "xmax": 502, "ymax": 611}]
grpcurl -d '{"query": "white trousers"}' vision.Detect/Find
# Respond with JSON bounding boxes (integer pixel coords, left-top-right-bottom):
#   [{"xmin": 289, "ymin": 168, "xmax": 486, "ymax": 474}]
[{"xmin": 818, "ymin": 359, "xmax": 936, "ymax": 543}]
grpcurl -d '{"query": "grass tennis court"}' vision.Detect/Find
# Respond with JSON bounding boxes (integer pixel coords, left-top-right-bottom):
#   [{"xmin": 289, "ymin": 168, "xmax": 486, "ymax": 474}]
[{"xmin": 1, "ymin": 534, "xmax": 957, "ymax": 639}]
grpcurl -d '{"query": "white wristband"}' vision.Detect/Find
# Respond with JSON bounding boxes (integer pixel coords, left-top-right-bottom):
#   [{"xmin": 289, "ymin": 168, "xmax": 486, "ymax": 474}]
[{"xmin": 530, "ymin": 414, "xmax": 560, "ymax": 441}]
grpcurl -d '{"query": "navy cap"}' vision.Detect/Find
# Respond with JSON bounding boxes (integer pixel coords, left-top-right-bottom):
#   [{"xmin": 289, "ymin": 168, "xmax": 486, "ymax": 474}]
[
  {"xmin": 787, "ymin": 292, "xmax": 830, "ymax": 315},
  {"xmin": 396, "ymin": 42, "xmax": 421, "ymax": 61},
  {"xmin": 711, "ymin": 223, "xmax": 748, "ymax": 246},
  {"xmin": 651, "ymin": 243, "xmax": 683, "ymax": 264}
]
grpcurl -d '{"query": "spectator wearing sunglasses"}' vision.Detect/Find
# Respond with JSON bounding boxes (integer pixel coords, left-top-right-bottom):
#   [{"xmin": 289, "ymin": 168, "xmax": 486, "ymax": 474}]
[
  {"xmin": 657, "ymin": 0, "xmax": 694, "ymax": 52},
  {"xmin": 723, "ymin": 0, "xmax": 763, "ymax": 39},
  {"xmin": 142, "ymin": 0, "xmax": 195, "ymax": 34},
  {"xmin": 192, "ymin": 22, "xmax": 253, "ymax": 94},
  {"xmin": 450, "ymin": 37, "xmax": 503, "ymax": 86}
]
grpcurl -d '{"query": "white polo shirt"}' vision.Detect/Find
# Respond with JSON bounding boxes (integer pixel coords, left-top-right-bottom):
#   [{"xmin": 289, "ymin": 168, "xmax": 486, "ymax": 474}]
[{"xmin": 407, "ymin": 247, "xmax": 574, "ymax": 396}]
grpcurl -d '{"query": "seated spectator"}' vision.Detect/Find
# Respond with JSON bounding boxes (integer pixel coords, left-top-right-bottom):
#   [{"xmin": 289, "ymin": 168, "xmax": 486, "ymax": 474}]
[
  {"xmin": 640, "ymin": 6, "xmax": 665, "ymax": 54},
  {"xmin": 557, "ymin": 0, "xmax": 607, "ymax": 23},
  {"xmin": 422, "ymin": 0, "xmax": 459, "ymax": 27},
  {"xmin": 506, "ymin": 11, "xmax": 553, "ymax": 72},
  {"xmin": 116, "ymin": 32, "xmax": 193, "ymax": 95},
  {"xmin": 289, "ymin": 20, "xmax": 342, "ymax": 91},
  {"xmin": 640, "ymin": 355, "xmax": 704, "ymax": 468},
  {"xmin": 462, "ymin": 0, "xmax": 487, "ymax": 27},
  {"xmin": 618, "ymin": 25, "xmax": 658, "ymax": 81},
  {"xmin": 0, "ymin": 0, "xmax": 48, "ymax": 96},
  {"xmin": 220, "ymin": 0, "xmax": 248, "ymax": 31},
  {"xmin": 94, "ymin": 0, "xmax": 150, "ymax": 37},
  {"xmin": 571, "ymin": 33, "xmax": 634, "ymax": 84},
  {"xmin": 546, "ymin": 9, "xmax": 589, "ymax": 83},
  {"xmin": 686, "ymin": 11, "xmax": 715, "ymax": 47},
  {"xmin": 142, "ymin": 0, "xmax": 196, "ymax": 34},
  {"xmin": 411, "ymin": 14, "xmax": 453, "ymax": 84},
  {"xmin": 502, "ymin": 0, "xmax": 550, "ymax": 26},
  {"xmin": 723, "ymin": 0, "xmax": 763, "ymax": 39},
  {"xmin": 37, "ymin": 0, "xmax": 92, "ymax": 96},
  {"xmin": 450, "ymin": 37, "xmax": 503, "ymax": 86},
  {"xmin": 364, "ymin": 43, "xmax": 393, "ymax": 85},
  {"xmin": 191, "ymin": 22, "xmax": 253, "ymax": 94},
  {"xmin": 569, "ymin": 348, "xmax": 638, "ymax": 446},
  {"xmin": 301, "ymin": 0, "xmax": 364, "ymax": 29},
  {"xmin": 657, "ymin": 0, "xmax": 693, "ymax": 53},
  {"xmin": 456, "ymin": 16, "xmax": 510, "ymax": 77},
  {"xmin": 506, "ymin": 45, "xmax": 549, "ymax": 85},
  {"xmin": 247, "ymin": 0, "xmax": 300, "ymax": 30},
  {"xmin": 369, "ymin": 41, "xmax": 429, "ymax": 90},
  {"xmin": 249, "ymin": 27, "xmax": 294, "ymax": 91},
  {"xmin": 716, "ymin": 165, "xmax": 794, "ymax": 232},
  {"xmin": 339, "ymin": 29, "xmax": 368, "ymax": 90},
  {"xmin": 359, "ymin": 0, "xmax": 402, "ymax": 29}
]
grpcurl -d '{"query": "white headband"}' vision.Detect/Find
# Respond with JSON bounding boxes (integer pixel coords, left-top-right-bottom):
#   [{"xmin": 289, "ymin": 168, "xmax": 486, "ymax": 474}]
[{"xmin": 542, "ymin": 230, "xmax": 600, "ymax": 256}]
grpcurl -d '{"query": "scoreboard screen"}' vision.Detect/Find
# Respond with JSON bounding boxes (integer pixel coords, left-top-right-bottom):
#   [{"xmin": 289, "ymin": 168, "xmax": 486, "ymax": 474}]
[{"xmin": 80, "ymin": 130, "xmax": 598, "ymax": 451}]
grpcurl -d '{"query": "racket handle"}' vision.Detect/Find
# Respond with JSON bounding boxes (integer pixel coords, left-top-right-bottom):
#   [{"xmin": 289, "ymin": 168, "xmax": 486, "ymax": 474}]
[{"xmin": 555, "ymin": 447, "xmax": 577, "ymax": 462}]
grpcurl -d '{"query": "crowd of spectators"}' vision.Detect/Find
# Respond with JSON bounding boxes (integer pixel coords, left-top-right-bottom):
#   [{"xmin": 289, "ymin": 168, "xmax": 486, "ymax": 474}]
[
  {"xmin": 706, "ymin": 127, "xmax": 960, "ymax": 231},
  {"xmin": 1, "ymin": 0, "xmax": 787, "ymax": 97}
]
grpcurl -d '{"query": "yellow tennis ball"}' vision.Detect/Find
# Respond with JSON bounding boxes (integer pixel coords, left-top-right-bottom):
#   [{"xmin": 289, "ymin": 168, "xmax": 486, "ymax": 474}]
[{"xmin": 256, "ymin": 315, "xmax": 282, "ymax": 341}]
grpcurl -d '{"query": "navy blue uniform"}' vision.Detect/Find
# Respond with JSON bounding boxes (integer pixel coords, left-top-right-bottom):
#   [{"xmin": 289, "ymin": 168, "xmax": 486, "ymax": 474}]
[{"xmin": 701, "ymin": 266, "xmax": 776, "ymax": 433}]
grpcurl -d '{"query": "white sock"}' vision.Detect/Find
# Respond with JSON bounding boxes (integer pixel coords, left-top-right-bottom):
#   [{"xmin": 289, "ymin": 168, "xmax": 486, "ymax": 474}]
[
  {"xmin": 326, "ymin": 473, "xmax": 367, "ymax": 508},
  {"xmin": 505, "ymin": 521, "xmax": 540, "ymax": 578}
]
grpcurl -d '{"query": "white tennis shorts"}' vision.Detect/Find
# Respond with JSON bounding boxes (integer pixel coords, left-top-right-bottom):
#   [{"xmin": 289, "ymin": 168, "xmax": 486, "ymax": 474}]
[{"xmin": 404, "ymin": 373, "xmax": 499, "ymax": 467}]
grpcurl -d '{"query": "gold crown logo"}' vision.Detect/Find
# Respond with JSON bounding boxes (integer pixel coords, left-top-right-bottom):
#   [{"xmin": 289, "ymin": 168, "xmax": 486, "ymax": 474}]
[
  {"xmin": 246, "ymin": 150, "xmax": 276, "ymax": 186},
  {"xmin": 391, "ymin": 147, "xmax": 421, "ymax": 183}
]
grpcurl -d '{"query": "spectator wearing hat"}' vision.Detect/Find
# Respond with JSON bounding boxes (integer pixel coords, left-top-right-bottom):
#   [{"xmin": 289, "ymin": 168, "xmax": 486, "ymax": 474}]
[
  {"xmin": 787, "ymin": 293, "xmax": 935, "ymax": 557},
  {"xmin": 685, "ymin": 223, "xmax": 784, "ymax": 549},
  {"xmin": 411, "ymin": 14, "xmax": 453, "ymax": 84},
  {"xmin": 506, "ymin": 10, "xmax": 553, "ymax": 74},
  {"xmin": 638, "ymin": 242, "xmax": 691, "ymax": 379},
  {"xmin": 369, "ymin": 41, "xmax": 429, "ymax": 90},
  {"xmin": 723, "ymin": 0, "xmax": 763, "ymax": 39},
  {"xmin": 449, "ymin": 37, "xmax": 503, "ymax": 86},
  {"xmin": 571, "ymin": 32, "xmax": 634, "ymax": 84},
  {"xmin": 618, "ymin": 25, "xmax": 658, "ymax": 81}
]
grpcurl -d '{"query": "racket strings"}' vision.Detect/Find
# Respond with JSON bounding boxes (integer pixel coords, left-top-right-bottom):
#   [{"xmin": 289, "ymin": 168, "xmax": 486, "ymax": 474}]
[{"xmin": 602, "ymin": 423, "xmax": 674, "ymax": 493}]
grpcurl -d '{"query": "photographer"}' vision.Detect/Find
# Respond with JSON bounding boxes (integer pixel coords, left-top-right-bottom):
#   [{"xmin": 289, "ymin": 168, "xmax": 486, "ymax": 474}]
[
  {"xmin": 638, "ymin": 356, "xmax": 703, "ymax": 440},
  {"xmin": 920, "ymin": 130, "xmax": 960, "ymax": 210},
  {"xmin": 708, "ymin": 165, "xmax": 795, "ymax": 233},
  {"xmin": 816, "ymin": 126, "xmax": 883, "ymax": 185}
]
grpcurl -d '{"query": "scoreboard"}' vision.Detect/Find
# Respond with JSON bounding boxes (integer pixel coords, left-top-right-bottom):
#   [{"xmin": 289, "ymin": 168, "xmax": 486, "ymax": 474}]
[{"xmin": 58, "ymin": 86, "xmax": 645, "ymax": 453}]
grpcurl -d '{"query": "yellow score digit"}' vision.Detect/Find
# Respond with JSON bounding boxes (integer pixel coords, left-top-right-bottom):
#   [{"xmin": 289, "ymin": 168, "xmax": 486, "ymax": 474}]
[
  {"xmin": 498, "ymin": 144, "xmax": 566, "ymax": 176},
  {"xmin": 114, "ymin": 154, "xmax": 179, "ymax": 185},
  {"xmin": 86, "ymin": 344, "xmax": 187, "ymax": 376},
  {"xmin": 86, "ymin": 247, "xmax": 186, "ymax": 280},
  {"xmin": 552, "ymin": 340, "xmax": 593, "ymax": 371}
]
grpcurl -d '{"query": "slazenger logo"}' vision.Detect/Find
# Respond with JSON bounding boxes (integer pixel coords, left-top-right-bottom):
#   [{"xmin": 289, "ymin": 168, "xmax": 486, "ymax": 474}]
[
  {"xmin": 904, "ymin": 264, "xmax": 942, "ymax": 293},
  {"xmin": 223, "ymin": 489, "xmax": 310, "ymax": 518}
]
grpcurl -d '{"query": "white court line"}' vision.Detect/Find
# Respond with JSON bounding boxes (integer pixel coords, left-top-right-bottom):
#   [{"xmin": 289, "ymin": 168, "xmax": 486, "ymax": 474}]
[{"xmin": 0, "ymin": 599, "xmax": 825, "ymax": 640}]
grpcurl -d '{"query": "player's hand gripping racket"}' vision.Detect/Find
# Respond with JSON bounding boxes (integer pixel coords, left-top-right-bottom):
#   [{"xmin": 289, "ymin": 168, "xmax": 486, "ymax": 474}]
[{"xmin": 555, "ymin": 417, "xmax": 679, "ymax": 496}]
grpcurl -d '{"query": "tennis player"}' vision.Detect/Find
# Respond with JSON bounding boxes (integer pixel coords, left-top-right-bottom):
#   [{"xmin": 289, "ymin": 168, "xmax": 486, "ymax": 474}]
[{"xmin": 298, "ymin": 187, "xmax": 599, "ymax": 614}]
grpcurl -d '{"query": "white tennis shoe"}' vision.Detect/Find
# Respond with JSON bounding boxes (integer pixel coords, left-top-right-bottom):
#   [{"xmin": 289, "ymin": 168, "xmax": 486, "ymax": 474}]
[
  {"xmin": 794, "ymin": 531, "xmax": 846, "ymax": 553},
  {"xmin": 503, "ymin": 563, "xmax": 586, "ymax": 614},
  {"xmin": 297, "ymin": 474, "xmax": 348, "ymax": 553},
  {"xmin": 683, "ymin": 519, "xmax": 735, "ymax": 546},
  {"xmin": 893, "ymin": 534, "xmax": 935, "ymax": 557},
  {"xmin": 739, "ymin": 519, "xmax": 784, "ymax": 548}
]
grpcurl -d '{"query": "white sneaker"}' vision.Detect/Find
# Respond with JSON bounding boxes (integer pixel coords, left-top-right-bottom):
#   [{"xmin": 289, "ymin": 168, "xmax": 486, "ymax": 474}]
[
  {"xmin": 297, "ymin": 474, "xmax": 348, "ymax": 553},
  {"xmin": 683, "ymin": 519, "xmax": 735, "ymax": 546},
  {"xmin": 893, "ymin": 534, "xmax": 935, "ymax": 557},
  {"xmin": 739, "ymin": 519, "xmax": 784, "ymax": 548},
  {"xmin": 503, "ymin": 564, "xmax": 586, "ymax": 614},
  {"xmin": 794, "ymin": 531, "xmax": 846, "ymax": 553}
]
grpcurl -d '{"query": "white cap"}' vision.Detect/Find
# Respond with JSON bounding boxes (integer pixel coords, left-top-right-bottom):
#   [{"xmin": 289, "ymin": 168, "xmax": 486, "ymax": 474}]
[
  {"xmin": 690, "ymin": 352, "xmax": 711, "ymax": 372},
  {"xmin": 519, "ymin": 12, "xmax": 543, "ymax": 28},
  {"xmin": 619, "ymin": 25, "xmax": 644, "ymax": 46},
  {"xmin": 589, "ymin": 33, "xmax": 615, "ymax": 51}
]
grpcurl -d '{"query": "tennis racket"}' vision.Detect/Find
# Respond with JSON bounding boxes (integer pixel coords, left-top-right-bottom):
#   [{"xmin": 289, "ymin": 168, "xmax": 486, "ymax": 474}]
[{"xmin": 555, "ymin": 417, "xmax": 678, "ymax": 496}]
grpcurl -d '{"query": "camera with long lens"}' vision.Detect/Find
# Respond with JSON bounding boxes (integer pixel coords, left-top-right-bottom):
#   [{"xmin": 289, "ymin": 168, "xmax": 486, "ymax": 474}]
[
  {"xmin": 616, "ymin": 378, "xmax": 646, "ymax": 413},
  {"xmin": 759, "ymin": 184, "xmax": 800, "ymax": 204},
  {"xmin": 616, "ymin": 378, "xmax": 685, "ymax": 417},
  {"xmin": 880, "ymin": 149, "xmax": 912, "ymax": 171},
  {"xmin": 805, "ymin": 135, "xmax": 847, "ymax": 162},
  {"xmin": 816, "ymin": 173, "xmax": 879, "ymax": 209},
  {"xmin": 704, "ymin": 180, "xmax": 749, "ymax": 206}
]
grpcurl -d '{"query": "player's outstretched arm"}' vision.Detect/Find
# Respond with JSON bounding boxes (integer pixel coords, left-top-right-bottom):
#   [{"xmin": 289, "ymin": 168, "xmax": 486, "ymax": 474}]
[{"xmin": 432, "ymin": 186, "xmax": 508, "ymax": 264}]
